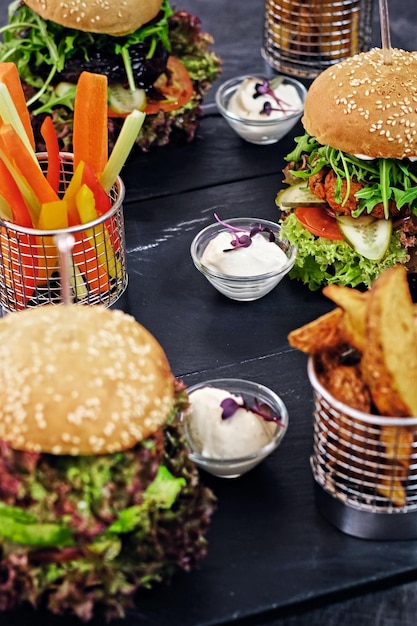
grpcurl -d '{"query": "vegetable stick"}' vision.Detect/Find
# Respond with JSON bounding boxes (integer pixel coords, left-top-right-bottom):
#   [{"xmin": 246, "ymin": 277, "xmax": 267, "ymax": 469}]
[
  {"xmin": 0, "ymin": 159, "xmax": 33, "ymax": 228},
  {"xmin": 100, "ymin": 110, "xmax": 145, "ymax": 193},
  {"xmin": 72, "ymin": 234, "xmax": 110, "ymax": 297},
  {"xmin": 73, "ymin": 72, "xmax": 108, "ymax": 175},
  {"xmin": 36, "ymin": 199, "xmax": 69, "ymax": 283},
  {"xmin": 74, "ymin": 184, "xmax": 111, "ymax": 293},
  {"xmin": 68, "ymin": 257, "xmax": 89, "ymax": 301},
  {"xmin": 76, "ymin": 184, "xmax": 122, "ymax": 280},
  {"xmin": 0, "ymin": 62, "xmax": 35, "ymax": 153},
  {"xmin": 0, "ymin": 124, "xmax": 59, "ymax": 205},
  {"xmin": 37, "ymin": 200, "xmax": 68, "ymax": 231},
  {"xmin": 40, "ymin": 116, "xmax": 61, "ymax": 194},
  {"xmin": 0, "ymin": 228, "xmax": 37, "ymax": 309},
  {"xmin": 82, "ymin": 162, "xmax": 111, "ymax": 215},
  {"xmin": 0, "ymin": 195, "xmax": 13, "ymax": 222},
  {"xmin": 63, "ymin": 160, "xmax": 85, "ymax": 226},
  {"xmin": 0, "ymin": 146, "xmax": 41, "ymax": 225}
]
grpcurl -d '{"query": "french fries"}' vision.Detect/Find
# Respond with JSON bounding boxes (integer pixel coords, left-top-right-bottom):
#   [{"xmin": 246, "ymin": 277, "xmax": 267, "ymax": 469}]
[{"xmin": 289, "ymin": 265, "xmax": 417, "ymax": 507}]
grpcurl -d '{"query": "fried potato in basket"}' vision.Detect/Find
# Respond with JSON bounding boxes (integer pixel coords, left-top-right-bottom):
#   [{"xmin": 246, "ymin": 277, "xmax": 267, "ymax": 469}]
[
  {"xmin": 288, "ymin": 265, "xmax": 417, "ymax": 508},
  {"xmin": 361, "ymin": 265, "xmax": 417, "ymax": 417},
  {"xmin": 322, "ymin": 284, "xmax": 368, "ymax": 353},
  {"xmin": 287, "ymin": 308, "xmax": 345, "ymax": 354}
]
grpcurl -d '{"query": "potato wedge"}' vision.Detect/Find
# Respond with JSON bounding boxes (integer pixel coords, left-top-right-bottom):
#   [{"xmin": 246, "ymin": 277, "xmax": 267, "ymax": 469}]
[
  {"xmin": 322, "ymin": 284, "xmax": 368, "ymax": 353},
  {"xmin": 287, "ymin": 308, "xmax": 345, "ymax": 354},
  {"xmin": 361, "ymin": 266, "xmax": 417, "ymax": 417}
]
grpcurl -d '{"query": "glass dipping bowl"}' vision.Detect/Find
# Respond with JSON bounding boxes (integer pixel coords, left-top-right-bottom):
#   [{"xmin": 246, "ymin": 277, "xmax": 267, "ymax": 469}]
[
  {"xmin": 215, "ymin": 74, "xmax": 306, "ymax": 145},
  {"xmin": 190, "ymin": 217, "xmax": 297, "ymax": 301},
  {"xmin": 181, "ymin": 378, "xmax": 289, "ymax": 478}
]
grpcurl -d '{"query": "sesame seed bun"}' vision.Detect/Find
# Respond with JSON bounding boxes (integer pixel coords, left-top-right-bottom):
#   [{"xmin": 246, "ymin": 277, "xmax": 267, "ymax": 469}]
[
  {"xmin": 23, "ymin": 0, "xmax": 163, "ymax": 36},
  {"xmin": 302, "ymin": 48, "xmax": 417, "ymax": 159},
  {"xmin": 0, "ymin": 305, "xmax": 174, "ymax": 455}
]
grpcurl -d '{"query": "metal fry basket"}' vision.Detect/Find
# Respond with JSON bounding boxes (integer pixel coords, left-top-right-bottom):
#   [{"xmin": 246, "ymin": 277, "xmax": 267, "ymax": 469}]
[
  {"xmin": 262, "ymin": 0, "xmax": 374, "ymax": 78},
  {"xmin": 0, "ymin": 153, "xmax": 127, "ymax": 312},
  {"xmin": 308, "ymin": 358, "xmax": 417, "ymax": 540}
]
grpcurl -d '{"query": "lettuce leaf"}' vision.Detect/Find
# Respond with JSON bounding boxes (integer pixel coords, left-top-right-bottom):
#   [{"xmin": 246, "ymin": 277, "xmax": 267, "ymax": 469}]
[{"xmin": 280, "ymin": 212, "xmax": 409, "ymax": 290}]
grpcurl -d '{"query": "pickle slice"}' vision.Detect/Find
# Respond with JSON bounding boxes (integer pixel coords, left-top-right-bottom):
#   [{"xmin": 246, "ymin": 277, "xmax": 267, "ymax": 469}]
[{"xmin": 336, "ymin": 215, "xmax": 392, "ymax": 261}]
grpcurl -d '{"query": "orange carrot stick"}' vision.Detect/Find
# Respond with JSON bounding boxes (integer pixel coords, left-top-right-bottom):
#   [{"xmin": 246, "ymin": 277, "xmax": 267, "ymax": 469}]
[
  {"xmin": 0, "ymin": 228, "xmax": 37, "ymax": 309},
  {"xmin": 0, "ymin": 124, "xmax": 59, "ymax": 206},
  {"xmin": 40, "ymin": 116, "xmax": 61, "ymax": 194},
  {"xmin": 73, "ymin": 71, "xmax": 108, "ymax": 175},
  {"xmin": 0, "ymin": 62, "xmax": 35, "ymax": 151}
]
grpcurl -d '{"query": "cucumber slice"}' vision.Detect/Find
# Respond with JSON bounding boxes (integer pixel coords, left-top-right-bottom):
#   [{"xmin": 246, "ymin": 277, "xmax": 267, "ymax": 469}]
[
  {"xmin": 108, "ymin": 85, "xmax": 147, "ymax": 114},
  {"xmin": 276, "ymin": 182, "xmax": 327, "ymax": 209},
  {"xmin": 335, "ymin": 215, "xmax": 392, "ymax": 261}
]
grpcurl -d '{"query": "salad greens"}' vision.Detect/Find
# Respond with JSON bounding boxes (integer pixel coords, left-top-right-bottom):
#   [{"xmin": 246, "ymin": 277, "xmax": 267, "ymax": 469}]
[
  {"xmin": 0, "ymin": 0, "xmax": 173, "ymax": 112},
  {"xmin": 0, "ymin": 413, "xmax": 216, "ymax": 621},
  {"xmin": 279, "ymin": 212, "xmax": 409, "ymax": 290}
]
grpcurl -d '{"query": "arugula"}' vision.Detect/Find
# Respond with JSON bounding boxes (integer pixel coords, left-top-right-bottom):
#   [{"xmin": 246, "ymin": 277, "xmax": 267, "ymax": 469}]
[{"xmin": 286, "ymin": 132, "xmax": 417, "ymax": 219}]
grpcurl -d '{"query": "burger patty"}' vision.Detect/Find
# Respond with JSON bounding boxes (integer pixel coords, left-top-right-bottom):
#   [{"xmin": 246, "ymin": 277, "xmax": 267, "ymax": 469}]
[{"xmin": 309, "ymin": 167, "xmax": 399, "ymax": 218}]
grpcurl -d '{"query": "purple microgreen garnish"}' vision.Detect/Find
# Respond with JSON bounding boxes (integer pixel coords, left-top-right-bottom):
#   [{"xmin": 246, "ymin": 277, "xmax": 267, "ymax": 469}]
[
  {"xmin": 213, "ymin": 214, "xmax": 276, "ymax": 252},
  {"xmin": 250, "ymin": 224, "xmax": 276, "ymax": 242},
  {"xmin": 220, "ymin": 396, "xmax": 284, "ymax": 426},
  {"xmin": 253, "ymin": 79, "xmax": 299, "ymax": 116}
]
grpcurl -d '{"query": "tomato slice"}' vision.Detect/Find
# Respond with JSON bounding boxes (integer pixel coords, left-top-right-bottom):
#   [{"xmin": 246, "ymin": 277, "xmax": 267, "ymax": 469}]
[
  {"xmin": 295, "ymin": 207, "xmax": 344, "ymax": 240},
  {"xmin": 144, "ymin": 57, "xmax": 193, "ymax": 114}
]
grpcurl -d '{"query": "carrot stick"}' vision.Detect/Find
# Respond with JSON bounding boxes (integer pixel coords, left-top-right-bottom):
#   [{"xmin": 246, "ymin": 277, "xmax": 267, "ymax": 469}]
[
  {"xmin": 0, "ymin": 124, "xmax": 59, "ymax": 206},
  {"xmin": 0, "ymin": 62, "xmax": 35, "ymax": 152},
  {"xmin": 0, "ymin": 146, "xmax": 41, "ymax": 225},
  {"xmin": 0, "ymin": 159, "xmax": 33, "ymax": 228},
  {"xmin": 73, "ymin": 71, "xmax": 108, "ymax": 175},
  {"xmin": 0, "ymin": 227, "xmax": 37, "ymax": 309},
  {"xmin": 40, "ymin": 116, "xmax": 61, "ymax": 194}
]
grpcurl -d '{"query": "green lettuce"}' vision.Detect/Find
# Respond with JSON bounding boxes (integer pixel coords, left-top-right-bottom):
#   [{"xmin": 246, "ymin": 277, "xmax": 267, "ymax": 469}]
[{"xmin": 280, "ymin": 212, "xmax": 409, "ymax": 291}]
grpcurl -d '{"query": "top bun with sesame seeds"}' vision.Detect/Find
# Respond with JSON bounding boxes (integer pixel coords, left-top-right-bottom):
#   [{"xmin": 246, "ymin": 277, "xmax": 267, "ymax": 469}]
[
  {"xmin": 302, "ymin": 47, "xmax": 417, "ymax": 159},
  {"xmin": 23, "ymin": 0, "xmax": 163, "ymax": 36},
  {"xmin": 0, "ymin": 304, "xmax": 175, "ymax": 455}
]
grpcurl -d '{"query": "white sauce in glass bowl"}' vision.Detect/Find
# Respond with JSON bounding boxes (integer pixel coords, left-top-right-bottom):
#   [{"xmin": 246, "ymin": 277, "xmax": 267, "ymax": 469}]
[
  {"xmin": 185, "ymin": 386, "xmax": 275, "ymax": 459},
  {"xmin": 200, "ymin": 230, "xmax": 288, "ymax": 276},
  {"xmin": 228, "ymin": 77, "xmax": 303, "ymax": 121}
]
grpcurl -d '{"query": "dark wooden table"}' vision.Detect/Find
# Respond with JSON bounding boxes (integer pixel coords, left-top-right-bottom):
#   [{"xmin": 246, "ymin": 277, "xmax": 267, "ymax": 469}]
[{"xmin": 3, "ymin": 1, "xmax": 417, "ymax": 625}]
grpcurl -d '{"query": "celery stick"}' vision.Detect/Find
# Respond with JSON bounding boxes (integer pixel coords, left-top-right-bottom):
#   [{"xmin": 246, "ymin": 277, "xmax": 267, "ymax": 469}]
[
  {"xmin": 100, "ymin": 110, "xmax": 145, "ymax": 193},
  {"xmin": 0, "ymin": 196, "xmax": 13, "ymax": 222},
  {"xmin": 0, "ymin": 83, "xmax": 39, "ymax": 165}
]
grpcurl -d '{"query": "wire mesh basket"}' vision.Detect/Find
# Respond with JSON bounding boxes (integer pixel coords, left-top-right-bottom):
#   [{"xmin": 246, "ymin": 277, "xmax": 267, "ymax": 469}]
[
  {"xmin": 262, "ymin": 0, "xmax": 374, "ymax": 78},
  {"xmin": 308, "ymin": 358, "xmax": 417, "ymax": 540},
  {"xmin": 0, "ymin": 153, "xmax": 127, "ymax": 312}
]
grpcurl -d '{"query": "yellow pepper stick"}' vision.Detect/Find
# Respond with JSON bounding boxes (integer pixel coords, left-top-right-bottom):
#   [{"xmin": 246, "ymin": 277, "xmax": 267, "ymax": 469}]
[
  {"xmin": 63, "ymin": 160, "xmax": 85, "ymax": 226},
  {"xmin": 76, "ymin": 184, "xmax": 122, "ymax": 281},
  {"xmin": 36, "ymin": 199, "xmax": 68, "ymax": 282}
]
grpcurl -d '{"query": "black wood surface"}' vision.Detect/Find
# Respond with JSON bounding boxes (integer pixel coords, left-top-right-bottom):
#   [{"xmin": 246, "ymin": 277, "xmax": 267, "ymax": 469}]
[{"xmin": 2, "ymin": 1, "xmax": 417, "ymax": 625}]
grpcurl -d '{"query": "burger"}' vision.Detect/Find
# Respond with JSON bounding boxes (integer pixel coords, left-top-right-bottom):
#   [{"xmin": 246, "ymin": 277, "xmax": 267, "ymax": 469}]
[
  {"xmin": 0, "ymin": 0, "xmax": 222, "ymax": 151},
  {"xmin": 276, "ymin": 47, "xmax": 417, "ymax": 291},
  {"xmin": 0, "ymin": 304, "xmax": 216, "ymax": 621}
]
